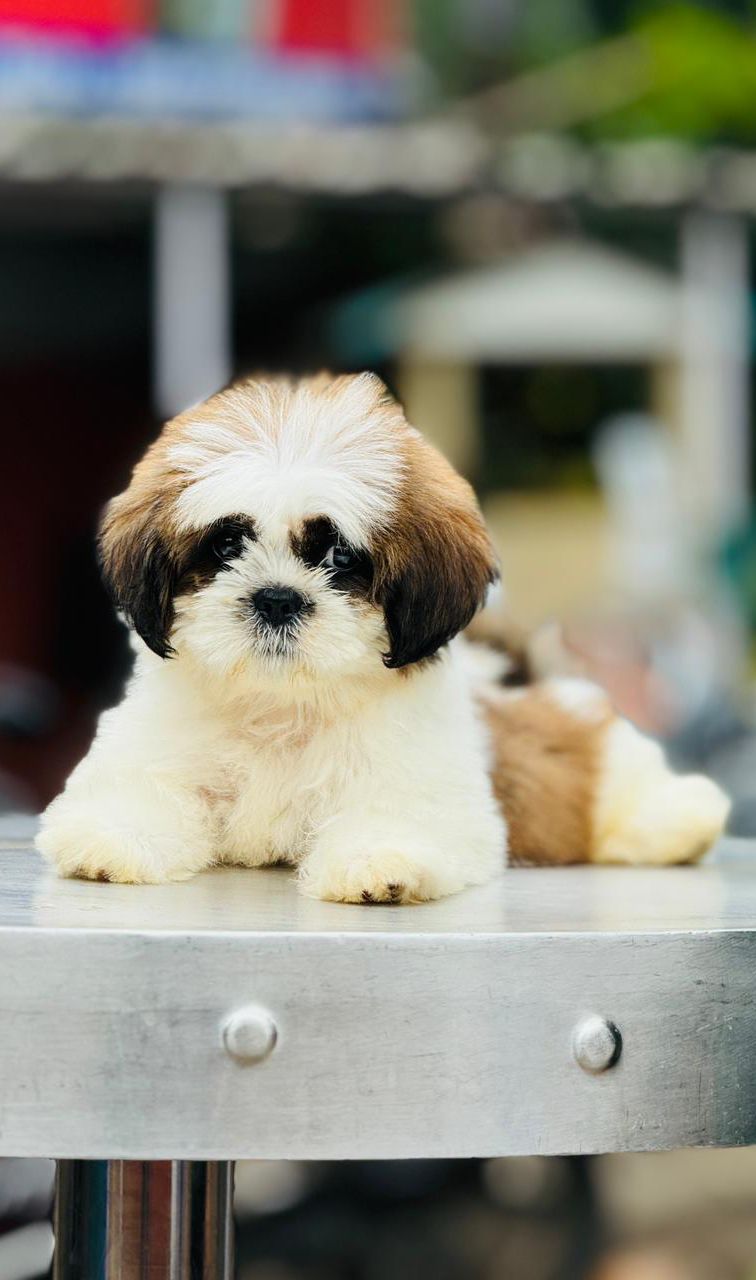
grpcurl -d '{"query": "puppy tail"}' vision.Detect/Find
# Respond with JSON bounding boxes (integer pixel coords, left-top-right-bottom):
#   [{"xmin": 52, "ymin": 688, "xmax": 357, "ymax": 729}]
[{"xmin": 483, "ymin": 678, "xmax": 729, "ymax": 867}]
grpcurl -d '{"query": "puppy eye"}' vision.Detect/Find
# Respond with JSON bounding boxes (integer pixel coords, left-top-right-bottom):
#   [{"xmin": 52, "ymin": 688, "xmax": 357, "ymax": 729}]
[
  {"xmin": 323, "ymin": 544, "xmax": 358, "ymax": 572},
  {"xmin": 212, "ymin": 526, "xmax": 246, "ymax": 563}
]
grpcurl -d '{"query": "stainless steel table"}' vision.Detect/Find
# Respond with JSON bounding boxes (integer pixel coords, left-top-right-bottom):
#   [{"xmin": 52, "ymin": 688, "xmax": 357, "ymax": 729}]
[{"xmin": 2, "ymin": 830, "xmax": 756, "ymax": 1277}]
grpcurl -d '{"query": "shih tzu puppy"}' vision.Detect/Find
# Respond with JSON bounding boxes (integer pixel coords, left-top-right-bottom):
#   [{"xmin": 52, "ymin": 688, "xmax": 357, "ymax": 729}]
[{"xmin": 37, "ymin": 373, "xmax": 729, "ymax": 901}]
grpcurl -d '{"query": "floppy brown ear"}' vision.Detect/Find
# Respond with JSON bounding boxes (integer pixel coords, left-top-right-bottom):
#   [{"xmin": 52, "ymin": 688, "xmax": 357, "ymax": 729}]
[
  {"xmin": 98, "ymin": 492, "xmax": 179, "ymax": 659},
  {"xmin": 373, "ymin": 436, "xmax": 498, "ymax": 669}
]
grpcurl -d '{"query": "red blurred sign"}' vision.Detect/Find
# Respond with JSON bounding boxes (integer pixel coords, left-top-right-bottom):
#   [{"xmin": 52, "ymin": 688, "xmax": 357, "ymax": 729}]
[
  {"xmin": 273, "ymin": 0, "xmax": 397, "ymax": 59},
  {"xmin": 0, "ymin": 0, "xmax": 152, "ymax": 37}
]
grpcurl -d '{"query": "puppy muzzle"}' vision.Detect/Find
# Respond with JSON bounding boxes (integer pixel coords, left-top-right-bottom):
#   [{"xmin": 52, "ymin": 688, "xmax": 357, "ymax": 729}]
[{"xmin": 252, "ymin": 586, "xmax": 309, "ymax": 630}]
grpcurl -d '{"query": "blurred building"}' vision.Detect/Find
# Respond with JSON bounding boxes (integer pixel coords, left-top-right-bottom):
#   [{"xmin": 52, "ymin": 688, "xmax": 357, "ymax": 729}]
[
  {"xmin": 1, "ymin": 0, "xmax": 756, "ymax": 810},
  {"xmin": 0, "ymin": 0, "xmax": 412, "ymax": 809}
]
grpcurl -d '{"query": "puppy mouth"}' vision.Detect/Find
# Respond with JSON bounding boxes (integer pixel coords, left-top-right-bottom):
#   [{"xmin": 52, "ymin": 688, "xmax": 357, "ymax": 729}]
[{"xmin": 253, "ymin": 621, "xmax": 302, "ymax": 658}]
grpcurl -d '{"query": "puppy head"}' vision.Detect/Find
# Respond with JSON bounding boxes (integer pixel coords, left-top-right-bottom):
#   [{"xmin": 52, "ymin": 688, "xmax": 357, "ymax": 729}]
[{"xmin": 99, "ymin": 373, "xmax": 497, "ymax": 686}]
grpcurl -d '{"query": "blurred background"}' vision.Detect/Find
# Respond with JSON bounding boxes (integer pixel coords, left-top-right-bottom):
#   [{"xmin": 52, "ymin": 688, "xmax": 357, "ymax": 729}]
[{"xmin": 2, "ymin": 0, "xmax": 756, "ymax": 1277}]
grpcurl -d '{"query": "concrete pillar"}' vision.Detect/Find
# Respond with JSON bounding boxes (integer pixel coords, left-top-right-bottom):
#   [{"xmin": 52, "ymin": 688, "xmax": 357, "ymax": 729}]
[
  {"xmin": 678, "ymin": 211, "xmax": 750, "ymax": 544},
  {"xmin": 153, "ymin": 185, "xmax": 231, "ymax": 420},
  {"xmin": 397, "ymin": 358, "xmax": 480, "ymax": 477}
]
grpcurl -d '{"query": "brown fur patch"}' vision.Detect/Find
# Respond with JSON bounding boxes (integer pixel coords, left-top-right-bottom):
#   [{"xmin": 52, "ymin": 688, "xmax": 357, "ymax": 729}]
[
  {"xmin": 98, "ymin": 408, "xmax": 202, "ymax": 654},
  {"xmin": 370, "ymin": 430, "xmax": 498, "ymax": 668},
  {"xmin": 482, "ymin": 686, "xmax": 612, "ymax": 865}
]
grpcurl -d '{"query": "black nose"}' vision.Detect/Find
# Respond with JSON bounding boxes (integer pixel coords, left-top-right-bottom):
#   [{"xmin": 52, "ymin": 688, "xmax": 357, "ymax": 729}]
[{"xmin": 253, "ymin": 586, "xmax": 307, "ymax": 628}]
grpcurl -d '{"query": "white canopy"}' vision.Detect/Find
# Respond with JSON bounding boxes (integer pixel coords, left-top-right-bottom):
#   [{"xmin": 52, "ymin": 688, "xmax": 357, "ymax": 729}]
[{"xmin": 395, "ymin": 239, "xmax": 681, "ymax": 363}]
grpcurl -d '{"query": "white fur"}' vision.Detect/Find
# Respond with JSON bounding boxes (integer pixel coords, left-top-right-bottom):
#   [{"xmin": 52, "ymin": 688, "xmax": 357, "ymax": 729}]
[
  {"xmin": 545, "ymin": 676, "xmax": 610, "ymax": 723},
  {"xmin": 591, "ymin": 718, "xmax": 730, "ymax": 865},
  {"xmin": 37, "ymin": 641, "xmax": 505, "ymax": 900},
  {"xmin": 172, "ymin": 375, "xmax": 403, "ymax": 548}
]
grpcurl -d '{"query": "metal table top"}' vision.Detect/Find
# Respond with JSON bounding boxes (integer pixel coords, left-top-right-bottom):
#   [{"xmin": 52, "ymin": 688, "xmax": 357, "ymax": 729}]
[
  {"xmin": 2, "ymin": 830, "xmax": 756, "ymax": 1160},
  {"xmin": 3, "ymin": 834, "xmax": 755, "ymax": 936}
]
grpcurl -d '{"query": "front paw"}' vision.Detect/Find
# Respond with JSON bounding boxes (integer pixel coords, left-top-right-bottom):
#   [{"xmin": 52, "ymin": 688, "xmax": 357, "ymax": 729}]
[
  {"xmin": 36, "ymin": 791, "xmax": 213, "ymax": 884},
  {"xmin": 299, "ymin": 844, "xmax": 447, "ymax": 905}
]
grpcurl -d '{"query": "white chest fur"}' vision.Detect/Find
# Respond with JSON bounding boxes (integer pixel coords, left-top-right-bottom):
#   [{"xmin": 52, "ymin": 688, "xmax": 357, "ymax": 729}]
[
  {"xmin": 209, "ymin": 712, "xmax": 364, "ymax": 866},
  {"xmin": 37, "ymin": 641, "xmax": 506, "ymax": 896}
]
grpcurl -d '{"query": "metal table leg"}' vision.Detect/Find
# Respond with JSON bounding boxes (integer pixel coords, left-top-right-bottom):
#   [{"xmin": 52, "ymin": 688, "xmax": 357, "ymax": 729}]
[{"xmin": 54, "ymin": 1159, "xmax": 234, "ymax": 1279}]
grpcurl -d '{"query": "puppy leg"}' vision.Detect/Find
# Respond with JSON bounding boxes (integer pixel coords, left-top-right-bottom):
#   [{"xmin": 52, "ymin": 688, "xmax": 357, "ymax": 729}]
[
  {"xmin": 36, "ymin": 698, "xmax": 216, "ymax": 884},
  {"xmin": 37, "ymin": 775, "xmax": 216, "ymax": 884},
  {"xmin": 300, "ymin": 813, "xmax": 500, "ymax": 905},
  {"xmin": 299, "ymin": 670, "xmax": 505, "ymax": 904},
  {"xmin": 485, "ymin": 678, "xmax": 729, "ymax": 866}
]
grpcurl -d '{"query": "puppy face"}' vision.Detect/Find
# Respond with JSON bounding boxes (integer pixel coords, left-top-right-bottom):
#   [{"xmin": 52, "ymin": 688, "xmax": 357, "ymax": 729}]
[{"xmin": 99, "ymin": 373, "xmax": 497, "ymax": 686}]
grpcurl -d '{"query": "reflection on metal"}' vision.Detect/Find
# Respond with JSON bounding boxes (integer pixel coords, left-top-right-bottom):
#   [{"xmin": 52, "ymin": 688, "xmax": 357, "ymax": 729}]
[
  {"xmin": 170, "ymin": 1163, "xmax": 234, "ymax": 1280},
  {"xmin": 53, "ymin": 1160, "xmax": 234, "ymax": 1279},
  {"xmin": 53, "ymin": 1161, "xmax": 109, "ymax": 1279}
]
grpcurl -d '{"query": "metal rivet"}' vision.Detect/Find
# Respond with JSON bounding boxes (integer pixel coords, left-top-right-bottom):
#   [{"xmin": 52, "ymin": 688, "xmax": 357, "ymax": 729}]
[
  {"xmin": 573, "ymin": 1016, "xmax": 622, "ymax": 1073},
  {"xmin": 222, "ymin": 1006, "xmax": 277, "ymax": 1063}
]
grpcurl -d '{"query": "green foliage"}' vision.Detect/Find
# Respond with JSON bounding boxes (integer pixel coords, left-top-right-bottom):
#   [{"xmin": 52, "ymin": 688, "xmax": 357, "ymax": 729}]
[
  {"xmin": 412, "ymin": 0, "xmax": 756, "ymax": 142},
  {"xmin": 594, "ymin": 4, "xmax": 756, "ymax": 141}
]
